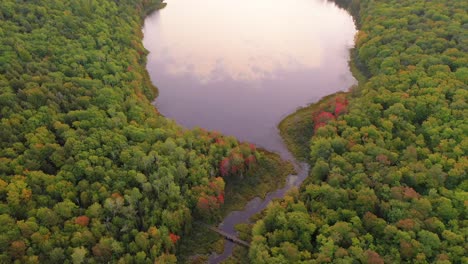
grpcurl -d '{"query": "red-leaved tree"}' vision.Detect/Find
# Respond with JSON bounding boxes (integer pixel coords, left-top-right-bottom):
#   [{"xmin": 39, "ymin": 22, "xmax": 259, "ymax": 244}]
[
  {"xmin": 169, "ymin": 233, "xmax": 180, "ymax": 244},
  {"xmin": 75, "ymin": 215, "xmax": 90, "ymax": 227}
]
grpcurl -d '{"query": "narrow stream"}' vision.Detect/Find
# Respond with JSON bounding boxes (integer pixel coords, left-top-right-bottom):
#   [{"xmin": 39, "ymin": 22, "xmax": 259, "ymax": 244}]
[
  {"xmin": 142, "ymin": 0, "xmax": 356, "ymax": 262},
  {"xmin": 209, "ymin": 160, "xmax": 309, "ymax": 263}
]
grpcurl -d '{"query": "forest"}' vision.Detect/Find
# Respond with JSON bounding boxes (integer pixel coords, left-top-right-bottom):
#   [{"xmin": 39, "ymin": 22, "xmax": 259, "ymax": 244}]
[
  {"xmin": 0, "ymin": 0, "xmax": 279, "ymax": 263},
  {"xmin": 250, "ymin": 0, "xmax": 467, "ymax": 263},
  {"xmin": 0, "ymin": 0, "xmax": 466, "ymax": 263}
]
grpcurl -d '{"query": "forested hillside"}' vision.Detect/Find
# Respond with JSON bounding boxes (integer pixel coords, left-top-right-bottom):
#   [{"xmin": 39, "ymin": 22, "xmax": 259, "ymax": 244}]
[
  {"xmin": 250, "ymin": 0, "xmax": 467, "ymax": 263},
  {"xmin": 0, "ymin": 0, "xmax": 270, "ymax": 262}
]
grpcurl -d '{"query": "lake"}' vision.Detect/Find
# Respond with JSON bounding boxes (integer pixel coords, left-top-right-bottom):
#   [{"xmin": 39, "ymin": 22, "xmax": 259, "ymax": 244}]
[{"xmin": 143, "ymin": 0, "xmax": 356, "ymax": 157}]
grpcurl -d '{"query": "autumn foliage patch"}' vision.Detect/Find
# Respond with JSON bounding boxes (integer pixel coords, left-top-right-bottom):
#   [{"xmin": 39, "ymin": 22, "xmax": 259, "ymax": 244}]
[
  {"xmin": 169, "ymin": 233, "xmax": 180, "ymax": 244},
  {"xmin": 219, "ymin": 143, "xmax": 258, "ymax": 177},
  {"xmin": 75, "ymin": 215, "xmax": 90, "ymax": 227},
  {"xmin": 312, "ymin": 95, "xmax": 349, "ymax": 132}
]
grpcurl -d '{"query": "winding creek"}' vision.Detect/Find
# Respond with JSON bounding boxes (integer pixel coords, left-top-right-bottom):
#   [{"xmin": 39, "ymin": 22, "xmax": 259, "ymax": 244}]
[{"xmin": 143, "ymin": 0, "xmax": 356, "ymax": 262}]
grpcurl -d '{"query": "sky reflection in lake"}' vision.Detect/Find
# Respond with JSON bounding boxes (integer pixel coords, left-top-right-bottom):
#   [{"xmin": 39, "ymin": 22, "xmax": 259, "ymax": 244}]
[{"xmin": 143, "ymin": 0, "xmax": 356, "ymax": 154}]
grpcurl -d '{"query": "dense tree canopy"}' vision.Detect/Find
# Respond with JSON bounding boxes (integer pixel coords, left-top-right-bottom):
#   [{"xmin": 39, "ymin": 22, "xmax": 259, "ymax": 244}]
[
  {"xmin": 1, "ymin": 0, "xmax": 466, "ymax": 262},
  {"xmin": 0, "ymin": 0, "xmax": 264, "ymax": 262},
  {"xmin": 251, "ymin": 0, "xmax": 467, "ymax": 263}
]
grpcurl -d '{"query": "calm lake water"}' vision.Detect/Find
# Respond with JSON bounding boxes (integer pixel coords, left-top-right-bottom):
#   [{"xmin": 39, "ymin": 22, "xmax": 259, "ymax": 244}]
[{"xmin": 143, "ymin": 0, "xmax": 356, "ymax": 156}]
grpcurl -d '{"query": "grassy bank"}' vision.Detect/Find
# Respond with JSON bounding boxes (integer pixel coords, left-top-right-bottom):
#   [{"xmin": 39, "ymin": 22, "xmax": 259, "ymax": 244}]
[
  {"xmin": 278, "ymin": 91, "xmax": 349, "ymax": 161},
  {"xmin": 348, "ymin": 48, "xmax": 368, "ymax": 87},
  {"xmin": 222, "ymin": 150, "xmax": 295, "ymax": 213}
]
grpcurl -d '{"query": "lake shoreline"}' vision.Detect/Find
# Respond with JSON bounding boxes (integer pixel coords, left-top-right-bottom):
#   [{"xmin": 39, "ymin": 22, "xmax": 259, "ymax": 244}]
[{"xmin": 141, "ymin": 0, "xmax": 357, "ymax": 262}]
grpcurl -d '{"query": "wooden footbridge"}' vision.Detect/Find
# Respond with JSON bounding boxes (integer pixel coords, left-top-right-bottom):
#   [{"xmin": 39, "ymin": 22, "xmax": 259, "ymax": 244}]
[{"xmin": 201, "ymin": 223, "xmax": 250, "ymax": 247}]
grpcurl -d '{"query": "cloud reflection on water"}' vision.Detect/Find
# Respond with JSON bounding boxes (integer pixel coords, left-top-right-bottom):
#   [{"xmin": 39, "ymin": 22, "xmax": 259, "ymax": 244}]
[{"xmin": 143, "ymin": 0, "xmax": 354, "ymax": 82}]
